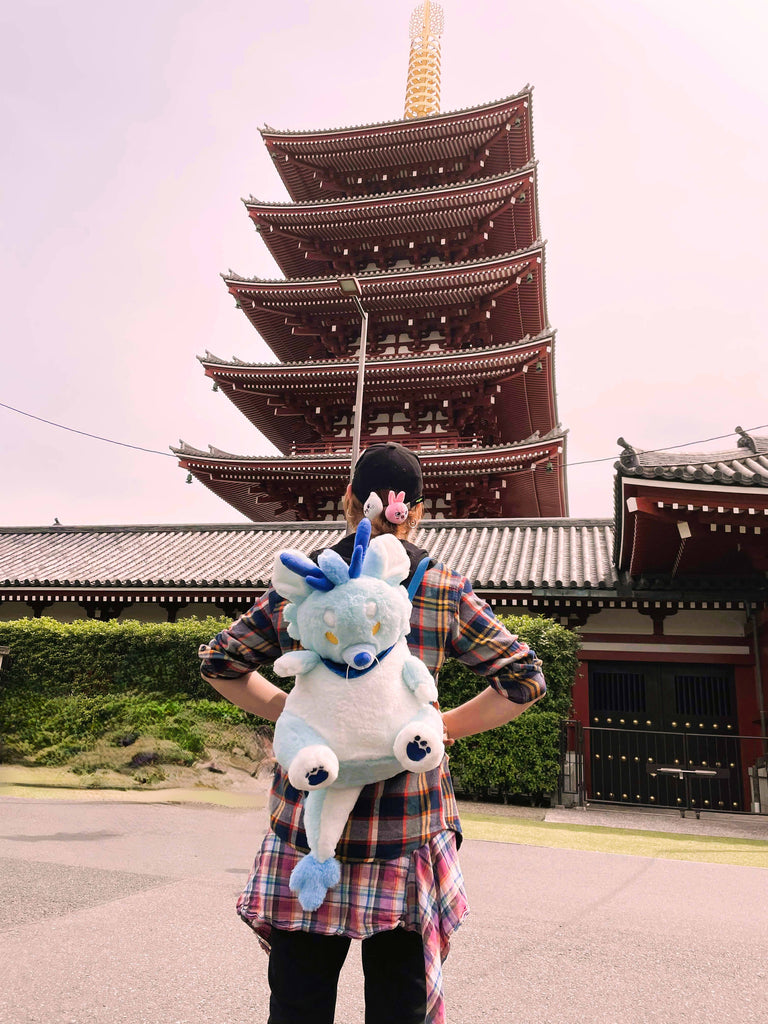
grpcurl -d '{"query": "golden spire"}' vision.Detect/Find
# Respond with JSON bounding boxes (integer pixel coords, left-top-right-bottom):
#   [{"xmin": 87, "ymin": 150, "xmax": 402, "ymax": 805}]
[{"xmin": 404, "ymin": 1, "xmax": 444, "ymax": 120}]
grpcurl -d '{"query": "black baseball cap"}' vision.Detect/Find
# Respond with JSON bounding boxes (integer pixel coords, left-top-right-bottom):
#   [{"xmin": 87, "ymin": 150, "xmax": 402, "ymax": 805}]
[{"xmin": 351, "ymin": 443, "xmax": 423, "ymax": 506}]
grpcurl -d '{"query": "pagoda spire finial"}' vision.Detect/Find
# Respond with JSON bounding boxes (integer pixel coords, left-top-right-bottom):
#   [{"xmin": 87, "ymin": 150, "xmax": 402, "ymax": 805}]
[{"xmin": 404, "ymin": 0, "xmax": 444, "ymax": 120}]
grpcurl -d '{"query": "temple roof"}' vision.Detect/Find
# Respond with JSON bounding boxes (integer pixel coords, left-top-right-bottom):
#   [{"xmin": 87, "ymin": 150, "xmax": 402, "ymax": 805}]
[
  {"xmin": 616, "ymin": 430, "xmax": 768, "ymax": 487},
  {"xmin": 614, "ymin": 429, "xmax": 768, "ymax": 577},
  {"xmin": 224, "ymin": 246, "xmax": 547, "ymax": 362},
  {"xmin": 200, "ymin": 331, "xmax": 554, "ymax": 380},
  {"xmin": 200, "ymin": 334, "xmax": 557, "ymax": 452},
  {"xmin": 173, "ymin": 431, "xmax": 565, "ymax": 469},
  {"xmin": 173, "ymin": 432, "xmax": 567, "ymax": 522},
  {"xmin": 0, "ymin": 516, "xmax": 615, "ymax": 595},
  {"xmin": 245, "ymin": 167, "xmax": 538, "ymax": 278},
  {"xmin": 261, "ymin": 91, "xmax": 534, "ymax": 201}
]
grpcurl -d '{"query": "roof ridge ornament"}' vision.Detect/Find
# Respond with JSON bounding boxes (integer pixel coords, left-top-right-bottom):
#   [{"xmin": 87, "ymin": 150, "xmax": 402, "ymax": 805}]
[
  {"xmin": 735, "ymin": 425, "xmax": 758, "ymax": 453},
  {"xmin": 617, "ymin": 437, "xmax": 640, "ymax": 468}
]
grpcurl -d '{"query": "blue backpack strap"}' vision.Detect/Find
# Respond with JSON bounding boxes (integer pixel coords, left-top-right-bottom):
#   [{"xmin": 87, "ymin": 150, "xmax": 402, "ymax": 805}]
[{"xmin": 407, "ymin": 556, "xmax": 432, "ymax": 601}]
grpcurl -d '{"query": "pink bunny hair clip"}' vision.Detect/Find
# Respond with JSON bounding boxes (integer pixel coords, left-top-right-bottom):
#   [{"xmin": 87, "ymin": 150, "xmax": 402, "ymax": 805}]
[{"xmin": 385, "ymin": 490, "xmax": 409, "ymax": 524}]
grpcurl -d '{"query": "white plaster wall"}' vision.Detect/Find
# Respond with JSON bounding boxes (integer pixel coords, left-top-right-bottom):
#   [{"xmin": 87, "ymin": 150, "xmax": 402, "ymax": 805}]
[
  {"xmin": 117, "ymin": 604, "xmax": 169, "ymax": 623},
  {"xmin": 47, "ymin": 604, "xmax": 89, "ymax": 623},
  {"xmin": 664, "ymin": 609, "xmax": 745, "ymax": 637},
  {"xmin": 582, "ymin": 608, "xmax": 654, "ymax": 635},
  {"xmin": 176, "ymin": 603, "xmax": 228, "ymax": 620},
  {"xmin": 0, "ymin": 602, "xmax": 34, "ymax": 621}
]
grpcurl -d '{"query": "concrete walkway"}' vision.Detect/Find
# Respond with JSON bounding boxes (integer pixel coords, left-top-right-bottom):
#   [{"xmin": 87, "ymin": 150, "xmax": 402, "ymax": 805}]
[
  {"xmin": 545, "ymin": 802, "xmax": 768, "ymax": 840},
  {"xmin": 1, "ymin": 792, "xmax": 766, "ymax": 1024}
]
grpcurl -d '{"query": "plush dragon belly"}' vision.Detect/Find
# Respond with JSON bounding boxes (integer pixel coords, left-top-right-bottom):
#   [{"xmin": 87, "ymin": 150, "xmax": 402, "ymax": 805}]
[{"xmin": 271, "ymin": 518, "xmax": 444, "ymax": 911}]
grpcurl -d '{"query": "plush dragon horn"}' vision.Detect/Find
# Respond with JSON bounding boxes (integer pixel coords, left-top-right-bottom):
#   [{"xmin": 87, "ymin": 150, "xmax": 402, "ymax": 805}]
[
  {"xmin": 279, "ymin": 551, "xmax": 334, "ymax": 592},
  {"xmin": 348, "ymin": 518, "xmax": 371, "ymax": 579}
]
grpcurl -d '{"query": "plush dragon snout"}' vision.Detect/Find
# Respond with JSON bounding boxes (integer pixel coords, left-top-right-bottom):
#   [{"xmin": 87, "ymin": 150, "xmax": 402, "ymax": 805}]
[{"xmin": 343, "ymin": 642, "xmax": 377, "ymax": 669}]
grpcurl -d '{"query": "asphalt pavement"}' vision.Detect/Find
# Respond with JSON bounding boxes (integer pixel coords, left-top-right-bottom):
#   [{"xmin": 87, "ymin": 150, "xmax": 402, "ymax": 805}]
[{"xmin": 1, "ymin": 795, "xmax": 767, "ymax": 1024}]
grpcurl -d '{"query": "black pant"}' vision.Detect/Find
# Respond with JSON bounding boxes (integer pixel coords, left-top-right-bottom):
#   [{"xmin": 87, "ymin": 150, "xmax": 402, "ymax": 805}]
[{"xmin": 267, "ymin": 925, "xmax": 427, "ymax": 1024}]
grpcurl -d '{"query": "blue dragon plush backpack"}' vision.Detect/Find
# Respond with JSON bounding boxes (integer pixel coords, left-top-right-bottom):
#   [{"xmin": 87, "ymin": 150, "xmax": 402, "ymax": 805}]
[{"xmin": 271, "ymin": 518, "xmax": 444, "ymax": 911}]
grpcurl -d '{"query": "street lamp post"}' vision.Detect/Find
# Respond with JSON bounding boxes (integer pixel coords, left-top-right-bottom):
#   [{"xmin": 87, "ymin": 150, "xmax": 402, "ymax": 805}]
[{"xmin": 337, "ymin": 276, "xmax": 369, "ymax": 479}]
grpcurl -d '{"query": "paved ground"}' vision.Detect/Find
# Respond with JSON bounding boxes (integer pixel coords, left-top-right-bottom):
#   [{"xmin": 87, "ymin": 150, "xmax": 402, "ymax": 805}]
[
  {"xmin": 1, "ymin": 794, "xmax": 767, "ymax": 1024},
  {"xmin": 545, "ymin": 803, "xmax": 768, "ymax": 840}
]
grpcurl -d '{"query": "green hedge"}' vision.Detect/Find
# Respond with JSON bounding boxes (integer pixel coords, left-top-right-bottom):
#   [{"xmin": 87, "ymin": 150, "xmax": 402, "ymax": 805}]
[
  {"xmin": 0, "ymin": 617, "xmax": 265, "ymax": 767},
  {"xmin": 439, "ymin": 615, "xmax": 580, "ymax": 803},
  {"xmin": 0, "ymin": 613, "xmax": 579, "ymax": 799},
  {"xmin": 0, "ymin": 616, "xmax": 235, "ymax": 699}
]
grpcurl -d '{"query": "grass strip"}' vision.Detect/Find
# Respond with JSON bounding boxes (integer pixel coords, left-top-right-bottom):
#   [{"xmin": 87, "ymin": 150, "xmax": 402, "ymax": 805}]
[{"xmin": 460, "ymin": 813, "xmax": 768, "ymax": 869}]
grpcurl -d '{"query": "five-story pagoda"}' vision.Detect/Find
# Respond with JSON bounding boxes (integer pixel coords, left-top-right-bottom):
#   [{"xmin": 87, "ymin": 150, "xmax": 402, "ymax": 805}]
[{"xmin": 175, "ymin": 2, "xmax": 568, "ymax": 522}]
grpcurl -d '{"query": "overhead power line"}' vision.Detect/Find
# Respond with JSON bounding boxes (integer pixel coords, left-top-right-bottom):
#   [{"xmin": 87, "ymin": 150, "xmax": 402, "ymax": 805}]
[
  {"xmin": 568, "ymin": 424, "xmax": 768, "ymax": 468},
  {"xmin": 1, "ymin": 400, "xmax": 766, "ymax": 471},
  {"xmin": 0, "ymin": 401, "xmax": 176, "ymax": 458}
]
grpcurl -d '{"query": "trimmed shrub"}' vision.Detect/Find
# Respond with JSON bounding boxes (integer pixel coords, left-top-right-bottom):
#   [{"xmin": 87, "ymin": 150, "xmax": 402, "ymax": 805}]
[
  {"xmin": 439, "ymin": 615, "xmax": 580, "ymax": 802},
  {"xmin": 0, "ymin": 617, "xmax": 276, "ymax": 771},
  {"xmin": 0, "ymin": 616, "xmax": 235, "ymax": 699},
  {"xmin": 0, "ymin": 613, "xmax": 579, "ymax": 799}
]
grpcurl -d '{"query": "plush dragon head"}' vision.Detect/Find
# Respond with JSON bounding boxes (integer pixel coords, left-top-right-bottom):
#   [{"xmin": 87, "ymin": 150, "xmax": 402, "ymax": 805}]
[{"xmin": 271, "ymin": 519, "xmax": 412, "ymax": 671}]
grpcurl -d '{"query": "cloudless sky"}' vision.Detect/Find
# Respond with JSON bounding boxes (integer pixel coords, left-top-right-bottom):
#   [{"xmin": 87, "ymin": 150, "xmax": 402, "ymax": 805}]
[{"xmin": 1, "ymin": 0, "xmax": 766, "ymax": 527}]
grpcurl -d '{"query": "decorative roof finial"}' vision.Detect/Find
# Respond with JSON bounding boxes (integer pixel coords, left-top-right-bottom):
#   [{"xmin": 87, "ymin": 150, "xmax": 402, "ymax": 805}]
[
  {"xmin": 404, "ymin": 1, "xmax": 444, "ymax": 120},
  {"xmin": 735, "ymin": 425, "xmax": 757, "ymax": 453},
  {"xmin": 616, "ymin": 437, "xmax": 639, "ymax": 468}
]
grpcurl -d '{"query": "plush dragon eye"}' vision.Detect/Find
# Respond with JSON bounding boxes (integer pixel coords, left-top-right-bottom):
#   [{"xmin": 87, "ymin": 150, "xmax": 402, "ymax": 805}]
[
  {"xmin": 363, "ymin": 601, "xmax": 380, "ymax": 634},
  {"xmin": 323, "ymin": 608, "xmax": 339, "ymax": 644}
]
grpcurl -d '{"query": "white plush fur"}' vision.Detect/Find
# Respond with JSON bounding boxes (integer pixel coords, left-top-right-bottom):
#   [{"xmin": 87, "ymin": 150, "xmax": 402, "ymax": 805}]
[{"xmin": 270, "ymin": 527, "xmax": 445, "ymax": 911}]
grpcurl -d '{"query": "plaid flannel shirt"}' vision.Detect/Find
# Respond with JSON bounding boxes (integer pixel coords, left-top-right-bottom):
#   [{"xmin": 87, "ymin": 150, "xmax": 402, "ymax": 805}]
[{"xmin": 199, "ymin": 557, "xmax": 546, "ymax": 862}]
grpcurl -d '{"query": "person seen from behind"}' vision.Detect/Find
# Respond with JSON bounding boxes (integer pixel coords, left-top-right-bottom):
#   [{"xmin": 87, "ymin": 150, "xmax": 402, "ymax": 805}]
[{"xmin": 199, "ymin": 442, "xmax": 546, "ymax": 1024}]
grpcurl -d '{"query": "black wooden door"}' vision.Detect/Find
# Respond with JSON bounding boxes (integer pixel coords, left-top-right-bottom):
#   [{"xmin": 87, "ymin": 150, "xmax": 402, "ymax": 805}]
[{"xmin": 588, "ymin": 662, "xmax": 743, "ymax": 811}]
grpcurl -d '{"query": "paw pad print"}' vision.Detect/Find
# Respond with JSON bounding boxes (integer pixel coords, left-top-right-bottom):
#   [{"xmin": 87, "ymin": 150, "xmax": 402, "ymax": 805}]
[
  {"xmin": 306, "ymin": 766, "xmax": 329, "ymax": 786},
  {"xmin": 406, "ymin": 736, "xmax": 432, "ymax": 762}
]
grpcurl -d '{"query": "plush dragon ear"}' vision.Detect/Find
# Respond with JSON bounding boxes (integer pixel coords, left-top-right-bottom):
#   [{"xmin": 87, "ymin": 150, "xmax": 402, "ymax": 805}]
[
  {"xmin": 272, "ymin": 549, "xmax": 333, "ymax": 603},
  {"xmin": 362, "ymin": 532, "xmax": 410, "ymax": 587}
]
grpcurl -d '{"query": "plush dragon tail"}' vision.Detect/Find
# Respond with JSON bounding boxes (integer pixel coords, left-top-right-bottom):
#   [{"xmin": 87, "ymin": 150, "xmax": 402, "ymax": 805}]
[
  {"xmin": 290, "ymin": 785, "xmax": 363, "ymax": 911},
  {"xmin": 289, "ymin": 854, "xmax": 342, "ymax": 912}
]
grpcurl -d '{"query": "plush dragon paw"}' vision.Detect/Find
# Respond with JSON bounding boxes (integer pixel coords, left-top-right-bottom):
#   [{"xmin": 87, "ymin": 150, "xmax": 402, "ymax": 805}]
[
  {"xmin": 287, "ymin": 745, "xmax": 339, "ymax": 791},
  {"xmin": 402, "ymin": 655, "xmax": 438, "ymax": 704},
  {"xmin": 393, "ymin": 722, "xmax": 445, "ymax": 773},
  {"xmin": 289, "ymin": 854, "xmax": 342, "ymax": 912}
]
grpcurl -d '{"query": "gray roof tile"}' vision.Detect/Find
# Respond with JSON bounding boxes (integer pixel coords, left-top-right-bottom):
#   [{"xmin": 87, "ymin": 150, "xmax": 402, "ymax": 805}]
[
  {"xmin": 0, "ymin": 518, "xmax": 616, "ymax": 593},
  {"xmin": 616, "ymin": 431, "xmax": 768, "ymax": 487}
]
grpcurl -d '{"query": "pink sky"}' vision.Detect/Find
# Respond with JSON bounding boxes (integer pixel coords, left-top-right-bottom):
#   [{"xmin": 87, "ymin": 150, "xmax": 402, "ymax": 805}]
[{"xmin": 1, "ymin": 0, "xmax": 766, "ymax": 527}]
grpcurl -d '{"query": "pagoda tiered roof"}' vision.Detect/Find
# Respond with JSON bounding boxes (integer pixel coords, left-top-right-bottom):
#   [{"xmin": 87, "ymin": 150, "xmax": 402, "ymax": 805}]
[
  {"xmin": 200, "ymin": 333, "xmax": 557, "ymax": 453},
  {"xmin": 176, "ymin": 86, "xmax": 569, "ymax": 523},
  {"xmin": 261, "ymin": 91, "xmax": 534, "ymax": 201},
  {"xmin": 245, "ymin": 167, "xmax": 539, "ymax": 278},
  {"xmin": 173, "ymin": 431, "xmax": 567, "ymax": 522},
  {"xmin": 224, "ymin": 246, "xmax": 547, "ymax": 361}
]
